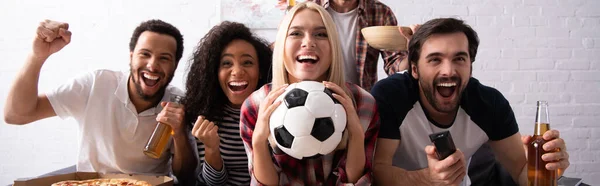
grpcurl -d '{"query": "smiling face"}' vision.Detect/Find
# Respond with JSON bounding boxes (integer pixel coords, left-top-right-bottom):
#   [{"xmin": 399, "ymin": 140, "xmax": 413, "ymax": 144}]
[
  {"xmin": 412, "ymin": 32, "xmax": 472, "ymax": 114},
  {"xmin": 284, "ymin": 9, "xmax": 332, "ymax": 83},
  {"xmin": 129, "ymin": 31, "xmax": 177, "ymax": 101},
  {"xmin": 218, "ymin": 39, "xmax": 260, "ymax": 108}
]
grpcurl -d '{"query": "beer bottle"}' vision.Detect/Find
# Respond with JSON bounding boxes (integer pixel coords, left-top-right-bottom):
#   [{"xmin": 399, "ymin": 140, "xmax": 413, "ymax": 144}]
[
  {"xmin": 143, "ymin": 95, "xmax": 183, "ymax": 159},
  {"xmin": 527, "ymin": 100, "xmax": 557, "ymax": 186}
]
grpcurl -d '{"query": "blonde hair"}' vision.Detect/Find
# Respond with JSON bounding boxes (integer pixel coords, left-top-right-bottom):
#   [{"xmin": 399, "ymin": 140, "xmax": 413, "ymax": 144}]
[{"xmin": 271, "ymin": 2, "xmax": 346, "ymax": 90}]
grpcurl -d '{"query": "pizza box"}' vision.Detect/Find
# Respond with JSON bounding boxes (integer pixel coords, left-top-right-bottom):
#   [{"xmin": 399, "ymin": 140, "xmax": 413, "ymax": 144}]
[{"xmin": 13, "ymin": 172, "xmax": 173, "ymax": 186}]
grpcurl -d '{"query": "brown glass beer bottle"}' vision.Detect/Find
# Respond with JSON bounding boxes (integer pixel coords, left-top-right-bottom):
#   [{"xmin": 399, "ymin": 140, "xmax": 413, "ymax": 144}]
[
  {"xmin": 143, "ymin": 95, "xmax": 183, "ymax": 159},
  {"xmin": 527, "ymin": 100, "xmax": 557, "ymax": 186}
]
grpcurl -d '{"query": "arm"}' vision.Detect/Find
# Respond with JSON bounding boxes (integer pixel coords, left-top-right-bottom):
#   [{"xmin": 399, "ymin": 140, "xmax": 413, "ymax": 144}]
[
  {"xmin": 325, "ymin": 82, "xmax": 366, "ymax": 183},
  {"xmin": 191, "ymin": 116, "xmax": 227, "ymax": 185},
  {"xmin": 171, "ymin": 127, "xmax": 198, "ymax": 185},
  {"xmin": 241, "ymin": 85, "xmax": 288, "ymax": 186},
  {"xmin": 343, "ymin": 125, "xmax": 366, "ymax": 183},
  {"xmin": 251, "ymin": 140, "xmax": 279, "ymax": 185},
  {"xmin": 373, "ymin": 138, "xmax": 433, "ymax": 185},
  {"xmin": 4, "ymin": 20, "xmax": 72, "ymax": 124},
  {"xmin": 336, "ymin": 105, "xmax": 378, "ymax": 185},
  {"xmin": 381, "ymin": 50, "xmax": 407, "ymax": 75},
  {"xmin": 488, "ymin": 133, "xmax": 527, "ymax": 185},
  {"xmin": 198, "ymin": 146, "xmax": 228, "ymax": 185},
  {"xmin": 158, "ymin": 102, "xmax": 198, "ymax": 185},
  {"xmin": 380, "ymin": 8, "xmax": 408, "ymax": 75},
  {"xmin": 4, "ymin": 55, "xmax": 56, "ymax": 124}
]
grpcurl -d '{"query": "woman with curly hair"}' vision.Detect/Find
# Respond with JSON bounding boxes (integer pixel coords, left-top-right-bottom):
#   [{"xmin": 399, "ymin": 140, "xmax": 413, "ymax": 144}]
[{"xmin": 181, "ymin": 21, "xmax": 272, "ymax": 186}]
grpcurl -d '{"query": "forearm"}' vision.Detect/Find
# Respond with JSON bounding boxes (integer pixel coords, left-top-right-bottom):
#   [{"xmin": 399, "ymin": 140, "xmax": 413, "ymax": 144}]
[
  {"xmin": 171, "ymin": 131, "xmax": 198, "ymax": 185},
  {"xmin": 4, "ymin": 54, "xmax": 46, "ymax": 122},
  {"xmin": 203, "ymin": 147, "xmax": 224, "ymax": 171},
  {"xmin": 517, "ymin": 165, "xmax": 527, "ymax": 186},
  {"xmin": 398, "ymin": 57, "xmax": 409, "ymax": 72},
  {"xmin": 383, "ymin": 50, "xmax": 408, "ymax": 75},
  {"xmin": 200, "ymin": 148, "xmax": 228, "ymax": 186},
  {"xmin": 344, "ymin": 128, "xmax": 365, "ymax": 183},
  {"xmin": 374, "ymin": 164, "xmax": 432, "ymax": 186},
  {"xmin": 251, "ymin": 141, "xmax": 279, "ymax": 185}
]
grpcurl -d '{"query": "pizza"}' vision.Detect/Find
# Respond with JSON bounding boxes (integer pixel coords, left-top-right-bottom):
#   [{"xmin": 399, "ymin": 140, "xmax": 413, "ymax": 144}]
[{"xmin": 51, "ymin": 178, "xmax": 152, "ymax": 186}]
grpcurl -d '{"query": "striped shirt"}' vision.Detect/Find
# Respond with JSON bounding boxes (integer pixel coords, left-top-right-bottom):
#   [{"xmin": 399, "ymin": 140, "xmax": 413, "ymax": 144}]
[
  {"xmin": 240, "ymin": 83, "xmax": 380, "ymax": 186},
  {"xmin": 196, "ymin": 105, "xmax": 250, "ymax": 186}
]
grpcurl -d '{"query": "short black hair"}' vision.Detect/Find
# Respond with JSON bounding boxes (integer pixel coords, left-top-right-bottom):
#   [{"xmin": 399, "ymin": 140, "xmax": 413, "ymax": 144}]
[
  {"xmin": 129, "ymin": 19, "xmax": 184, "ymax": 63},
  {"xmin": 182, "ymin": 21, "xmax": 273, "ymax": 126},
  {"xmin": 408, "ymin": 18, "xmax": 479, "ymax": 75}
]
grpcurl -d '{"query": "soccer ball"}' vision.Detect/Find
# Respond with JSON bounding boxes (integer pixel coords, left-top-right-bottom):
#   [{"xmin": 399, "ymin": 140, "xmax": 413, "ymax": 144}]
[{"xmin": 269, "ymin": 81, "xmax": 347, "ymax": 160}]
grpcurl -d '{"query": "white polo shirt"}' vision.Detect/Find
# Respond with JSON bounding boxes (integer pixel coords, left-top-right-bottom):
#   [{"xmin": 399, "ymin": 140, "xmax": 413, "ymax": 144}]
[{"xmin": 47, "ymin": 69, "xmax": 184, "ymax": 175}]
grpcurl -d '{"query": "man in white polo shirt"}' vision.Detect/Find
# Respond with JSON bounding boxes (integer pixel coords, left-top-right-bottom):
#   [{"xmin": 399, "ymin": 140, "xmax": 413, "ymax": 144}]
[{"xmin": 3, "ymin": 19, "xmax": 197, "ymax": 185}]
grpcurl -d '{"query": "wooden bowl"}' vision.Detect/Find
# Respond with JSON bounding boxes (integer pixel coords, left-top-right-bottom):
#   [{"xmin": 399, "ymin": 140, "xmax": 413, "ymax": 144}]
[{"xmin": 361, "ymin": 26, "xmax": 411, "ymax": 51}]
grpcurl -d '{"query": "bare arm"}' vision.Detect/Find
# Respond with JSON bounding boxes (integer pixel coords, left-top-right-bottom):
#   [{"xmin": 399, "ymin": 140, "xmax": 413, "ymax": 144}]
[
  {"xmin": 488, "ymin": 133, "xmax": 527, "ymax": 185},
  {"xmin": 171, "ymin": 128, "xmax": 198, "ymax": 185},
  {"xmin": 250, "ymin": 85, "xmax": 288, "ymax": 185},
  {"xmin": 325, "ymin": 81, "xmax": 366, "ymax": 183},
  {"xmin": 192, "ymin": 116, "xmax": 227, "ymax": 185},
  {"xmin": 157, "ymin": 102, "xmax": 198, "ymax": 185},
  {"xmin": 344, "ymin": 124, "xmax": 366, "ymax": 183},
  {"xmin": 252, "ymin": 140, "xmax": 279, "ymax": 185},
  {"xmin": 4, "ymin": 20, "xmax": 72, "ymax": 124},
  {"xmin": 373, "ymin": 138, "xmax": 433, "ymax": 185}
]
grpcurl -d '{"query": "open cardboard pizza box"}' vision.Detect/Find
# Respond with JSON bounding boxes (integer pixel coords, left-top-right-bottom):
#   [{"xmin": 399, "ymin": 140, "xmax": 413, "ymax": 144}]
[{"xmin": 13, "ymin": 172, "xmax": 173, "ymax": 186}]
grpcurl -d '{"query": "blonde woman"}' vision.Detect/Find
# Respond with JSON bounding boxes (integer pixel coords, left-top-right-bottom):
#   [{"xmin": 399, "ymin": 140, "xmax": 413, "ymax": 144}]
[{"xmin": 239, "ymin": 2, "xmax": 379, "ymax": 185}]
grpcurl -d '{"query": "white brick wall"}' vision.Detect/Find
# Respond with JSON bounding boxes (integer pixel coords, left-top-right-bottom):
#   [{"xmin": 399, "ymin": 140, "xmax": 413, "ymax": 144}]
[{"xmin": 0, "ymin": 0, "xmax": 598, "ymax": 185}]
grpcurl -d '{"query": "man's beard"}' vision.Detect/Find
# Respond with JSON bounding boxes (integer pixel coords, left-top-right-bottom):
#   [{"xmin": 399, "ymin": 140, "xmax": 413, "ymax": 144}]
[
  {"xmin": 417, "ymin": 70, "xmax": 463, "ymax": 114},
  {"xmin": 130, "ymin": 69, "xmax": 173, "ymax": 102}
]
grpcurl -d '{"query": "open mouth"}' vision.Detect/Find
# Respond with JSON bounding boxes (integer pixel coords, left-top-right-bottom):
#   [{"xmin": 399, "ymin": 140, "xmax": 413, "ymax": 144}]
[
  {"xmin": 436, "ymin": 82, "xmax": 457, "ymax": 98},
  {"xmin": 228, "ymin": 81, "xmax": 249, "ymax": 92},
  {"xmin": 296, "ymin": 55, "xmax": 319, "ymax": 64},
  {"xmin": 141, "ymin": 72, "xmax": 160, "ymax": 87}
]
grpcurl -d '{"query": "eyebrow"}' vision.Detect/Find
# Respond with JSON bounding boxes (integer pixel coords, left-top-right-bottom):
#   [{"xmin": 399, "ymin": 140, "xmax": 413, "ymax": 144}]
[
  {"xmin": 289, "ymin": 26, "xmax": 327, "ymax": 31},
  {"xmin": 425, "ymin": 51, "xmax": 469, "ymax": 58},
  {"xmin": 221, "ymin": 53, "xmax": 255, "ymax": 59}
]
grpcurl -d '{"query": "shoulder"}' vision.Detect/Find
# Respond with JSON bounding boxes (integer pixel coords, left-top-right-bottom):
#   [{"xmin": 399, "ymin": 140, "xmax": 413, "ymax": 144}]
[
  {"xmin": 91, "ymin": 69, "xmax": 123, "ymax": 79},
  {"xmin": 371, "ymin": 72, "xmax": 416, "ymax": 102},
  {"xmin": 369, "ymin": 0, "xmax": 393, "ymax": 10},
  {"xmin": 462, "ymin": 78, "xmax": 518, "ymax": 140},
  {"xmin": 59, "ymin": 69, "xmax": 122, "ymax": 87},
  {"xmin": 71, "ymin": 69, "xmax": 126, "ymax": 86},
  {"xmin": 462, "ymin": 77, "xmax": 510, "ymax": 109},
  {"xmin": 363, "ymin": 0, "xmax": 394, "ymax": 14},
  {"xmin": 242, "ymin": 84, "xmax": 273, "ymax": 111},
  {"xmin": 248, "ymin": 83, "xmax": 272, "ymax": 102}
]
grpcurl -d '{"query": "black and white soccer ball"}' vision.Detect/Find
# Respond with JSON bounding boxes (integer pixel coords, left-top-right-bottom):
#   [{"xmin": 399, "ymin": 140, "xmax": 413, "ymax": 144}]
[{"xmin": 269, "ymin": 81, "xmax": 347, "ymax": 160}]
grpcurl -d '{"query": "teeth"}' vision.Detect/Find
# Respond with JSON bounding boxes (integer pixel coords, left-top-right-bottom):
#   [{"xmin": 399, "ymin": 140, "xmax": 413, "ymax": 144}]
[
  {"xmin": 143, "ymin": 73, "xmax": 159, "ymax": 80},
  {"xmin": 437, "ymin": 83, "xmax": 457, "ymax": 87},
  {"xmin": 298, "ymin": 55, "xmax": 317, "ymax": 60},
  {"xmin": 229, "ymin": 81, "xmax": 248, "ymax": 86}
]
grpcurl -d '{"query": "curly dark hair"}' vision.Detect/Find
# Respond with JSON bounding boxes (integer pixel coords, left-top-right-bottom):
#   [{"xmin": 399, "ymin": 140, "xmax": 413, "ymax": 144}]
[
  {"xmin": 129, "ymin": 19, "xmax": 184, "ymax": 63},
  {"xmin": 182, "ymin": 21, "xmax": 273, "ymax": 126}
]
